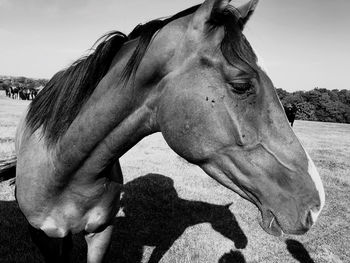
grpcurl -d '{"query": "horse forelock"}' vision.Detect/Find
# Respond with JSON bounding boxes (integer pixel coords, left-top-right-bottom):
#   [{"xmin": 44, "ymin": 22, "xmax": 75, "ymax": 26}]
[{"xmin": 208, "ymin": 6, "xmax": 258, "ymax": 75}]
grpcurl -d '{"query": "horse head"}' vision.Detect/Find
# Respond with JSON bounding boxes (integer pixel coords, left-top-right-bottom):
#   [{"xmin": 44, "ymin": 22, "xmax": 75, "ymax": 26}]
[{"xmin": 151, "ymin": 0, "xmax": 324, "ymax": 236}]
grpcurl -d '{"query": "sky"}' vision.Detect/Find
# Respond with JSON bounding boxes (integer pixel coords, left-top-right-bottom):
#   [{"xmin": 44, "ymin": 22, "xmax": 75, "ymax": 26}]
[{"xmin": 0, "ymin": 0, "xmax": 349, "ymax": 92}]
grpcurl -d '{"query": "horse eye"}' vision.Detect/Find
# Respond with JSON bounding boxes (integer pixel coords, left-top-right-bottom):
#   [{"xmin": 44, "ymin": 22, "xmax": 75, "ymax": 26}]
[{"xmin": 229, "ymin": 82, "xmax": 253, "ymax": 94}]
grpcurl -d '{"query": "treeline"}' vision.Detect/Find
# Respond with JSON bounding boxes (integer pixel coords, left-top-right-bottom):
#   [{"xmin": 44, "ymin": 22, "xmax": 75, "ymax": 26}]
[
  {"xmin": 1, "ymin": 75, "xmax": 349, "ymax": 124},
  {"xmin": 0, "ymin": 76, "xmax": 48, "ymax": 90},
  {"xmin": 277, "ymin": 88, "xmax": 350, "ymax": 124}
]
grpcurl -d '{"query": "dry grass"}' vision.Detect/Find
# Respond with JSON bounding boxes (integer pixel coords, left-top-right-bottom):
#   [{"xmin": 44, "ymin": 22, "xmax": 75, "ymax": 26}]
[
  {"xmin": 0, "ymin": 90, "xmax": 349, "ymax": 262},
  {"xmin": 0, "ymin": 92, "xmax": 29, "ymax": 160}
]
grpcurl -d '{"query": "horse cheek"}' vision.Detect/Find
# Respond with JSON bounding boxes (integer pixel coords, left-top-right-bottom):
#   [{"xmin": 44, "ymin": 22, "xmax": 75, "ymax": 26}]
[{"xmin": 158, "ymin": 92, "xmax": 225, "ymax": 163}]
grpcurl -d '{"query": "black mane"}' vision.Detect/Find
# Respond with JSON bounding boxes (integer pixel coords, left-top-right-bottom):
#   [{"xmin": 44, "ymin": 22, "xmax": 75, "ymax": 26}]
[
  {"xmin": 26, "ymin": 32, "xmax": 127, "ymax": 143},
  {"xmin": 26, "ymin": 4, "xmax": 257, "ymax": 145},
  {"xmin": 26, "ymin": 5, "xmax": 201, "ymax": 144}
]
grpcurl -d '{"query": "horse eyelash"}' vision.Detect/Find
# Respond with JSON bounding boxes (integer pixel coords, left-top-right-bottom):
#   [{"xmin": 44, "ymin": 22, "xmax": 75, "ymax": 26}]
[{"xmin": 229, "ymin": 81, "xmax": 253, "ymax": 94}]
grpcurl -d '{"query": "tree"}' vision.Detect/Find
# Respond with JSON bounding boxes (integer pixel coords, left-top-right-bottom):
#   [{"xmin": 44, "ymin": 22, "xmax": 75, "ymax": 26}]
[{"xmin": 276, "ymin": 87, "xmax": 350, "ymax": 124}]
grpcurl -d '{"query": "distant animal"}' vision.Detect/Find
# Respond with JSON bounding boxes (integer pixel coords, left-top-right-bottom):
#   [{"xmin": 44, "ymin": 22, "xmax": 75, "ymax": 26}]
[
  {"xmin": 4, "ymin": 1, "xmax": 324, "ymax": 262},
  {"xmin": 8, "ymin": 86, "xmax": 14, "ymax": 98},
  {"xmin": 11, "ymin": 86, "xmax": 20, "ymax": 99},
  {"xmin": 19, "ymin": 88, "xmax": 31, "ymax": 100},
  {"xmin": 30, "ymin": 88, "xmax": 38, "ymax": 100},
  {"xmin": 19, "ymin": 89, "xmax": 25, "ymax": 100},
  {"xmin": 284, "ymin": 104, "xmax": 298, "ymax": 127},
  {"xmin": 4, "ymin": 86, "xmax": 11, "ymax": 97}
]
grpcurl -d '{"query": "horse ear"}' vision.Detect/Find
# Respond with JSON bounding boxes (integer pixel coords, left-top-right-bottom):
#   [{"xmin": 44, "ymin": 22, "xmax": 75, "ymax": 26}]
[
  {"xmin": 236, "ymin": 0, "xmax": 259, "ymax": 28},
  {"xmin": 192, "ymin": 0, "xmax": 231, "ymax": 30}
]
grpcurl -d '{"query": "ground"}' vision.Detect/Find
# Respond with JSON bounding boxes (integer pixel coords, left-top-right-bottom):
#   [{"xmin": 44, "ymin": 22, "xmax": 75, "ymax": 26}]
[{"xmin": 0, "ymin": 90, "xmax": 349, "ymax": 263}]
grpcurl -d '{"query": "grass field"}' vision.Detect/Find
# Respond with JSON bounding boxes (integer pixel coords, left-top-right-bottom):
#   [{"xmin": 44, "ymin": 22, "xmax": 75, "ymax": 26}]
[{"xmin": 0, "ymin": 90, "xmax": 349, "ymax": 263}]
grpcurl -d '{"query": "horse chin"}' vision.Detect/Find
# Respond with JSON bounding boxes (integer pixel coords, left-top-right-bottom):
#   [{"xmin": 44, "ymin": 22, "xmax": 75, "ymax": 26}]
[{"xmin": 258, "ymin": 209, "xmax": 283, "ymax": 237}]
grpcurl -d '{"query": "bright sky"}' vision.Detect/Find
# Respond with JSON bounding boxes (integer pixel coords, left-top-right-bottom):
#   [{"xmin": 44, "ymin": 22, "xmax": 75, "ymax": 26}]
[{"xmin": 0, "ymin": 0, "xmax": 349, "ymax": 92}]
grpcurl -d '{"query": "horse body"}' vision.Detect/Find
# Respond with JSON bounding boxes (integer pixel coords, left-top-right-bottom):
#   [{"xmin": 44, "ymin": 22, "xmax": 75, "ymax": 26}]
[
  {"xmin": 11, "ymin": 86, "xmax": 19, "ymax": 99},
  {"xmin": 14, "ymin": 1, "xmax": 325, "ymax": 262},
  {"xmin": 284, "ymin": 103, "xmax": 298, "ymax": 126},
  {"xmin": 30, "ymin": 88, "xmax": 38, "ymax": 99},
  {"xmin": 4, "ymin": 86, "xmax": 11, "ymax": 97},
  {"xmin": 7, "ymin": 86, "xmax": 14, "ymax": 98}
]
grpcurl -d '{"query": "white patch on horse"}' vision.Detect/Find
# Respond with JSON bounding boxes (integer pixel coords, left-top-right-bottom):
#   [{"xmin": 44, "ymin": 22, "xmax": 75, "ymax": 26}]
[
  {"xmin": 116, "ymin": 207, "xmax": 126, "ymax": 218},
  {"xmin": 40, "ymin": 216, "xmax": 67, "ymax": 238},
  {"xmin": 306, "ymin": 152, "xmax": 325, "ymax": 223},
  {"xmin": 84, "ymin": 207, "xmax": 106, "ymax": 233}
]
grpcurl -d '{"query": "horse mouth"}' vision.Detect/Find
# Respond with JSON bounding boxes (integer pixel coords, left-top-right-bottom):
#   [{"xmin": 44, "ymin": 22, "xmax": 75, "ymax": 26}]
[{"xmin": 258, "ymin": 209, "xmax": 283, "ymax": 237}]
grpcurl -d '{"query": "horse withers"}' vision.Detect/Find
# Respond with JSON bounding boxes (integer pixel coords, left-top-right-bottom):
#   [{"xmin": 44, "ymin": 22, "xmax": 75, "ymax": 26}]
[{"xmin": 11, "ymin": 0, "xmax": 325, "ymax": 262}]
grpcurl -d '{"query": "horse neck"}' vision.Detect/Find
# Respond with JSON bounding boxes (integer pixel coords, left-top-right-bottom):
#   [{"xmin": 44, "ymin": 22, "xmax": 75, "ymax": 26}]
[
  {"xmin": 52, "ymin": 15, "xmax": 193, "ymax": 177},
  {"xmin": 53, "ymin": 40, "xmax": 162, "ymax": 176}
]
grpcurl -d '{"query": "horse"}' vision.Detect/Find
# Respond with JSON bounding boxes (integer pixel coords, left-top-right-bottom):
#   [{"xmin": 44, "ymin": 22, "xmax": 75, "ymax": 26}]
[
  {"xmin": 284, "ymin": 103, "xmax": 298, "ymax": 127},
  {"xmin": 10, "ymin": 0, "xmax": 325, "ymax": 262},
  {"xmin": 19, "ymin": 88, "xmax": 31, "ymax": 100},
  {"xmin": 7, "ymin": 86, "xmax": 14, "ymax": 98},
  {"xmin": 4, "ymin": 86, "xmax": 11, "ymax": 97},
  {"xmin": 30, "ymin": 88, "xmax": 38, "ymax": 100},
  {"xmin": 11, "ymin": 86, "xmax": 20, "ymax": 99}
]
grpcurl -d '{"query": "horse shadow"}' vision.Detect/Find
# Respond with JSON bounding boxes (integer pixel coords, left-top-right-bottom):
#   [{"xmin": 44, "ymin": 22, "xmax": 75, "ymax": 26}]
[
  {"xmin": 0, "ymin": 173, "xmax": 248, "ymax": 263},
  {"xmin": 0, "ymin": 199, "xmax": 45, "ymax": 262},
  {"xmin": 219, "ymin": 250, "xmax": 246, "ymax": 263},
  {"xmin": 108, "ymin": 173, "xmax": 248, "ymax": 263},
  {"xmin": 286, "ymin": 239, "xmax": 315, "ymax": 263}
]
